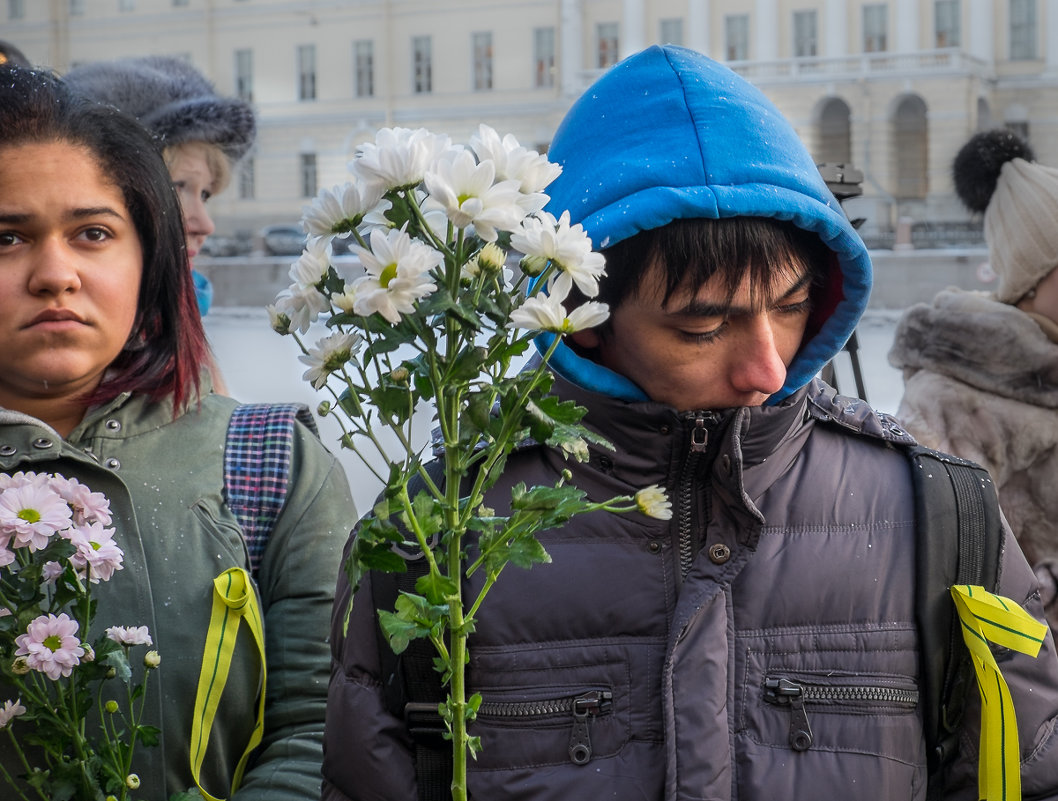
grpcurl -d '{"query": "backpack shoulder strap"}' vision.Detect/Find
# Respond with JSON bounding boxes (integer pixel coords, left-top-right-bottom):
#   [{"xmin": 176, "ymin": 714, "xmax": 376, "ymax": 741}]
[
  {"xmin": 224, "ymin": 403, "xmax": 317, "ymax": 577},
  {"xmin": 371, "ymin": 458, "xmax": 452, "ymax": 801},
  {"xmin": 906, "ymin": 444, "xmax": 1004, "ymax": 799}
]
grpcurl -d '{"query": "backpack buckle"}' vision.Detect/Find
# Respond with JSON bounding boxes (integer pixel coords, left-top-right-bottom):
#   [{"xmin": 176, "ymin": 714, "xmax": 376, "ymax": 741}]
[{"xmin": 404, "ymin": 701, "xmax": 448, "ymax": 745}]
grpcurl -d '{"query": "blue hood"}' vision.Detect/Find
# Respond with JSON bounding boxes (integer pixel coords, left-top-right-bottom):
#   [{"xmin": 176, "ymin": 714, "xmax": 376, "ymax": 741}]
[{"xmin": 538, "ymin": 45, "xmax": 872, "ymax": 405}]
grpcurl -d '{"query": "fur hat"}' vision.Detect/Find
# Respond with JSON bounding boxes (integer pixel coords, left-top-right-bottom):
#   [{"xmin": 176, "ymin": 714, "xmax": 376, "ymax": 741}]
[
  {"xmin": 65, "ymin": 55, "xmax": 256, "ymax": 163},
  {"xmin": 953, "ymin": 129, "xmax": 1058, "ymax": 304}
]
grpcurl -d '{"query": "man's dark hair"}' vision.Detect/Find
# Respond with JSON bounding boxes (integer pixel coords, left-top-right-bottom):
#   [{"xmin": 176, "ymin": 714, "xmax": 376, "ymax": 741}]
[
  {"xmin": 598, "ymin": 216, "xmax": 835, "ymax": 310},
  {"xmin": 0, "ymin": 66, "xmax": 208, "ymax": 411}
]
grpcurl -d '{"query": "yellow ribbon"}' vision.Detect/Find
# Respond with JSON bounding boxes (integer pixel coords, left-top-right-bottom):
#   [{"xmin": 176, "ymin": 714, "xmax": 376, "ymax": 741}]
[
  {"xmin": 190, "ymin": 567, "xmax": 268, "ymax": 801},
  {"xmin": 951, "ymin": 584, "xmax": 1048, "ymax": 801}
]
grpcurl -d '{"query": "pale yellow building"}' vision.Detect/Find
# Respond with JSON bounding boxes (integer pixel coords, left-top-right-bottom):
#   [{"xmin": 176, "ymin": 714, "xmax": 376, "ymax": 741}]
[{"xmin": 5, "ymin": 0, "xmax": 1057, "ymax": 246}]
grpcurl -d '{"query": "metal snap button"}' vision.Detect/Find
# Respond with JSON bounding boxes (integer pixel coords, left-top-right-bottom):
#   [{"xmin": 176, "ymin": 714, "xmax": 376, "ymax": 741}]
[
  {"xmin": 648, "ymin": 541, "xmax": 661, "ymax": 553},
  {"xmin": 659, "ymin": 424, "xmax": 671, "ymax": 435},
  {"xmin": 708, "ymin": 543, "xmax": 731, "ymax": 564},
  {"xmin": 105, "ymin": 419, "xmax": 122, "ymax": 431},
  {"xmin": 104, "ymin": 457, "xmax": 121, "ymax": 470},
  {"xmin": 0, "ymin": 445, "xmax": 16, "ymax": 457},
  {"xmin": 32, "ymin": 438, "xmax": 54, "ymax": 450}
]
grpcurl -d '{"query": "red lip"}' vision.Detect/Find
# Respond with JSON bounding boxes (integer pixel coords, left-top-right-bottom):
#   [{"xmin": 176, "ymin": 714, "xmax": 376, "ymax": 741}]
[{"xmin": 26, "ymin": 308, "xmax": 87, "ymax": 328}]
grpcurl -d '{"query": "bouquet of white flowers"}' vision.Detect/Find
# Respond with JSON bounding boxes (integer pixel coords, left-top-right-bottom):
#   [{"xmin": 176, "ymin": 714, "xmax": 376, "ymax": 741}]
[
  {"xmin": 0, "ymin": 471, "xmax": 159, "ymax": 801},
  {"xmin": 270, "ymin": 124, "xmax": 671, "ymax": 801}
]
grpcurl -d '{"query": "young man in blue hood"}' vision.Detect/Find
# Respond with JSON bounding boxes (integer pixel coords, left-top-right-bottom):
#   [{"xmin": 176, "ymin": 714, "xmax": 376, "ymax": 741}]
[{"xmin": 323, "ymin": 46, "xmax": 1058, "ymax": 801}]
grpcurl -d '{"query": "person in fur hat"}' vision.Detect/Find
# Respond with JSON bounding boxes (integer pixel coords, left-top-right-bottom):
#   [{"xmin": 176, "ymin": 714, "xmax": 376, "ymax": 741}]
[
  {"xmin": 889, "ymin": 129, "xmax": 1058, "ymax": 631},
  {"xmin": 64, "ymin": 55, "xmax": 256, "ymax": 319}
]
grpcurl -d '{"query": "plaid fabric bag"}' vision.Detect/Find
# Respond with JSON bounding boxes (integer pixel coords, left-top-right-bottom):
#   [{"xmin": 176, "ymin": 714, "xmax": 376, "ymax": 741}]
[{"xmin": 223, "ymin": 403, "xmax": 318, "ymax": 576}]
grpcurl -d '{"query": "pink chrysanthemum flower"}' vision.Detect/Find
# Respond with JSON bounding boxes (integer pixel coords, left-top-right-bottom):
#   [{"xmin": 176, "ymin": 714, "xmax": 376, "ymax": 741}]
[
  {"xmin": 67, "ymin": 522, "xmax": 124, "ymax": 583},
  {"xmin": 42, "ymin": 561, "xmax": 65, "ymax": 583},
  {"xmin": 105, "ymin": 626, "xmax": 153, "ymax": 647},
  {"xmin": 15, "ymin": 613, "xmax": 85, "ymax": 680},
  {"xmin": 0, "ymin": 699, "xmax": 26, "ymax": 729},
  {"xmin": 0, "ymin": 483, "xmax": 72, "ymax": 551},
  {"xmin": 49, "ymin": 475, "xmax": 112, "ymax": 526}
]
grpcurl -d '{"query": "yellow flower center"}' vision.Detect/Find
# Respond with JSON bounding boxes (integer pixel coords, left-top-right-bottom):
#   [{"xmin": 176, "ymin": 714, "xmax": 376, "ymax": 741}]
[
  {"xmin": 17, "ymin": 508, "xmax": 41, "ymax": 524},
  {"xmin": 43, "ymin": 634, "xmax": 63, "ymax": 652},
  {"xmin": 379, "ymin": 262, "xmax": 398, "ymax": 288}
]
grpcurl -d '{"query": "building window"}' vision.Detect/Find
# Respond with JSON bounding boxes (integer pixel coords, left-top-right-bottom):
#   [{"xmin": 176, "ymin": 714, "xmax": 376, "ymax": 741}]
[
  {"xmin": 239, "ymin": 157, "xmax": 255, "ymax": 200},
  {"xmin": 892, "ymin": 95, "xmax": 928, "ymax": 199},
  {"xmin": 235, "ymin": 49, "xmax": 253, "ymax": 102},
  {"xmin": 297, "ymin": 44, "xmax": 317, "ymax": 101},
  {"xmin": 8, "ymin": 0, "xmax": 24, "ymax": 19},
  {"xmin": 413, "ymin": 35, "xmax": 432, "ymax": 94},
  {"xmin": 534, "ymin": 27, "xmax": 555, "ymax": 88},
  {"xmin": 817, "ymin": 98, "xmax": 852, "ymax": 164},
  {"xmin": 354, "ymin": 39, "xmax": 374, "ymax": 98},
  {"xmin": 660, "ymin": 18, "xmax": 683, "ymax": 46},
  {"xmin": 69, "ymin": 0, "xmax": 84, "ymax": 15},
  {"xmin": 596, "ymin": 22, "xmax": 619, "ymax": 69},
  {"xmin": 472, "ymin": 31, "xmax": 493, "ymax": 91},
  {"xmin": 118, "ymin": 0, "xmax": 134, "ymax": 11},
  {"xmin": 1010, "ymin": 0, "xmax": 1037, "ymax": 60},
  {"xmin": 793, "ymin": 10, "xmax": 818, "ymax": 57},
  {"xmin": 300, "ymin": 153, "xmax": 317, "ymax": 198},
  {"xmin": 725, "ymin": 14, "xmax": 749, "ymax": 61},
  {"xmin": 934, "ymin": 0, "xmax": 960, "ymax": 47},
  {"xmin": 863, "ymin": 4, "xmax": 888, "ymax": 53}
]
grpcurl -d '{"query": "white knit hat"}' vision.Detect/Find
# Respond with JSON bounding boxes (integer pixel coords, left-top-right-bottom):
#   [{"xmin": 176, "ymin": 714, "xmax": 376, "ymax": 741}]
[{"xmin": 953, "ymin": 130, "xmax": 1058, "ymax": 304}]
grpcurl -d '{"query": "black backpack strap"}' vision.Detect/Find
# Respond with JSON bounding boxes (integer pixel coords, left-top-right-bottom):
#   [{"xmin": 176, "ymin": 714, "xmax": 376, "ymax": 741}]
[
  {"xmin": 224, "ymin": 403, "xmax": 318, "ymax": 577},
  {"xmin": 371, "ymin": 459, "xmax": 452, "ymax": 801},
  {"xmin": 908, "ymin": 445, "xmax": 1003, "ymax": 799}
]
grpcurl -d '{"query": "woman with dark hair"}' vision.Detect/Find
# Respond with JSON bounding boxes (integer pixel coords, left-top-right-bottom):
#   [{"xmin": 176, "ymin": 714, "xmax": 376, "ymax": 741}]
[{"xmin": 0, "ymin": 67, "xmax": 354, "ymax": 800}]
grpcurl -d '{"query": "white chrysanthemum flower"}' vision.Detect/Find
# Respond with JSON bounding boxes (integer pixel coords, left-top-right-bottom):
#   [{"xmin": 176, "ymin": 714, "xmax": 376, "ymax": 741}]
[
  {"xmin": 274, "ymin": 284, "xmax": 331, "ymax": 334},
  {"xmin": 634, "ymin": 485, "xmax": 673, "ymax": 520},
  {"xmin": 0, "ymin": 472, "xmax": 47, "ymax": 492},
  {"xmin": 469, "ymin": 124, "xmax": 561, "ymax": 212},
  {"xmin": 509, "ymin": 292, "xmax": 609, "ymax": 334},
  {"xmin": 511, "ymin": 211, "xmax": 607, "ymax": 298},
  {"xmin": 267, "ymin": 303, "xmax": 293, "ymax": 335},
  {"xmin": 301, "ymin": 180, "xmax": 384, "ymax": 238},
  {"xmin": 423, "ymin": 149, "xmax": 525, "ymax": 241},
  {"xmin": 299, "ymin": 331, "xmax": 364, "ymax": 389},
  {"xmin": 352, "ymin": 127, "xmax": 454, "ymax": 192},
  {"xmin": 289, "ymin": 236, "xmax": 333, "ymax": 288},
  {"xmin": 349, "ymin": 227, "xmax": 441, "ymax": 325},
  {"xmin": 15, "ymin": 613, "xmax": 85, "ymax": 680},
  {"xmin": 332, "ymin": 286, "xmax": 359, "ymax": 314},
  {"xmin": 105, "ymin": 626, "xmax": 153, "ymax": 647}
]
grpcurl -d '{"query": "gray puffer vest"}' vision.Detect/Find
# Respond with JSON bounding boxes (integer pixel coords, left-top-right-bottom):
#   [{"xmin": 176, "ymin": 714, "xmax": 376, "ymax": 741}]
[{"xmin": 323, "ymin": 376, "xmax": 1058, "ymax": 801}]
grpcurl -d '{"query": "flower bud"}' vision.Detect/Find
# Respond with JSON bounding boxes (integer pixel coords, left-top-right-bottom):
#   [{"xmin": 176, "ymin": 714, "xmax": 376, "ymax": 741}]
[
  {"xmin": 267, "ymin": 304, "xmax": 292, "ymax": 335},
  {"xmin": 11, "ymin": 657, "xmax": 29, "ymax": 676},
  {"xmin": 317, "ymin": 400, "xmax": 332, "ymax": 417},
  {"xmin": 477, "ymin": 243, "xmax": 506, "ymax": 273},
  {"xmin": 106, "ymin": 667, "xmax": 117, "ymax": 679},
  {"xmin": 144, "ymin": 650, "xmax": 161, "ymax": 669},
  {"xmin": 126, "ymin": 774, "xmax": 140, "ymax": 790},
  {"xmin": 81, "ymin": 644, "xmax": 95, "ymax": 663},
  {"xmin": 389, "ymin": 367, "xmax": 410, "ymax": 384},
  {"xmin": 519, "ymin": 254, "xmax": 549, "ymax": 277},
  {"xmin": 105, "ymin": 700, "xmax": 119, "ymax": 714}
]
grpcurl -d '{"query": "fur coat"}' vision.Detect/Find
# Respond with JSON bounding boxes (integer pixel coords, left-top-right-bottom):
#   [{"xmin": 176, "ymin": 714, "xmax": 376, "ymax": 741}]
[{"xmin": 889, "ymin": 287, "xmax": 1058, "ymax": 619}]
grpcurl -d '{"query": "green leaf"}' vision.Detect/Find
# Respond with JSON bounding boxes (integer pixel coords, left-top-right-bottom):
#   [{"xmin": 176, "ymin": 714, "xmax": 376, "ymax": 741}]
[
  {"xmin": 138, "ymin": 724, "xmax": 161, "ymax": 747},
  {"xmin": 506, "ymin": 535, "xmax": 552, "ymax": 570},
  {"xmin": 415, "ymin": 571, "xmax": 458, "ymax": 606},
  {"xmin": 103, "ymin": 649, "xmax": 132, "ymax": 683}
]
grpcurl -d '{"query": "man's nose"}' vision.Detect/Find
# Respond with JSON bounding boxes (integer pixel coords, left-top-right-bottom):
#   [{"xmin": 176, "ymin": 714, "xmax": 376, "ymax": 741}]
[
  {"xmin": 183, "ymin": 196, "xmax": 215, "ymax": 238},
  {"xmin": 728, "ymin": 316, "xmax": 788, "ymax": 397}
]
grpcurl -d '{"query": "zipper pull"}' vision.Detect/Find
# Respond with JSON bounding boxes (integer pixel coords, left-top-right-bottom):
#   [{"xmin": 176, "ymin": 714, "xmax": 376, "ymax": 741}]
[
  {"xmin": 764, "ymin": 678, "xmax": 813, "ymax": 752},
  {"xmin": 568, "ymin": 690, "xmax": 613, "ymax": 765},
  {"xmin": 690, "ymin": 415, "xmax": 708, "ymax": 453}
]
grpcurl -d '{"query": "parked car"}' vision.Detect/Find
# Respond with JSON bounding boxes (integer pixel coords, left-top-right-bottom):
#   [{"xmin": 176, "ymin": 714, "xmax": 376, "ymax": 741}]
[{"xmin": 258, "ymin": 224, "xmax": 306, "ymax": 256}]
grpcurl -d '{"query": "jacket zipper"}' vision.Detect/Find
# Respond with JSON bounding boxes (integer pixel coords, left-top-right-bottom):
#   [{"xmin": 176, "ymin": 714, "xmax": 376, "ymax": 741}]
[
  {"xmin": 677, "ymin": 413, "xmax": 716, "ymax": 581},
  {"xmin": 477, "ymin": 689, "xmax": 613, "ymax": 765},
  {"xmin": 763, "ymin": 677, "xmax": 919, "ymax": 752}
]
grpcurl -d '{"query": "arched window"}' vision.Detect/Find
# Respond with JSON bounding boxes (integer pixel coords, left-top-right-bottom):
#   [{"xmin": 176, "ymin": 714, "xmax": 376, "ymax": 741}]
[
  {"xmin": 816, "ymin": 98, "xmax": 852, "ymax": 164},
  {"xmin": 892, "ymin": 95, "xmax": 928, "ymax": 199}
]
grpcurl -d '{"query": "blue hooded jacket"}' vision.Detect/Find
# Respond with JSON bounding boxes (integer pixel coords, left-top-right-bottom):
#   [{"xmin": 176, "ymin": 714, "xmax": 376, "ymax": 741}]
[{"xmin": 539, "ymin": 45, "xmax": 872, "ymax": 405}]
